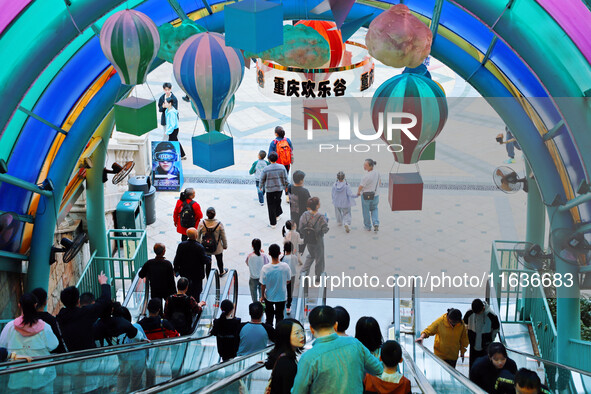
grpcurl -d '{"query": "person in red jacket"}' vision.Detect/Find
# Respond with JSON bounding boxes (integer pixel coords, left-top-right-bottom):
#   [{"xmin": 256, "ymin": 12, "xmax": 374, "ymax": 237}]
[{"xmin": 173, "ymin": 188, "xmax": 203, "ymax": 241}]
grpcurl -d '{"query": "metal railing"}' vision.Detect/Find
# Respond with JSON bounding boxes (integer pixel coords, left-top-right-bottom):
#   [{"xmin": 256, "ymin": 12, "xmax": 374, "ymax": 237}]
[
  {"xmin": 77, "ymin": 229, "xmax": 147, "ymax": 301},
  {"xmin": 490, "ymin": 240, "xmax": 558, "ymax": 362},
  {"xmin": 569, "ymin": 339, "xmax": 591, "ymax": 373}
]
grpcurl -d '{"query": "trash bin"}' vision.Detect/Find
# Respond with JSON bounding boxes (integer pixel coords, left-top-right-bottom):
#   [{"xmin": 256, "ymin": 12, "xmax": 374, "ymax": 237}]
[
  {"xmin": 121, "ymin": 191, "xmax": 145, "ymax": 224},
  {"xmin": 115, "ymin": 200, "xmax": 145, "ymax": 233},
  {"xmin": 128, "ymin": 176, "xmax": 157, "ymax": 226}
]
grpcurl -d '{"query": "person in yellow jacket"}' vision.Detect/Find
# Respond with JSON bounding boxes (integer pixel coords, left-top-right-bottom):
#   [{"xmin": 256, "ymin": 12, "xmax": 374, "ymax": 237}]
[{"xmin": 415, "ymin": 308, "xmax": 469, "ymax": 368}]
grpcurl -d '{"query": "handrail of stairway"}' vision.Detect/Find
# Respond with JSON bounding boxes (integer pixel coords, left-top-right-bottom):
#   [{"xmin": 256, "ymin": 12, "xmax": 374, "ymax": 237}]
[{"xmin": 486, "ymin": 280, "xmax": 591, "ymax": 378}]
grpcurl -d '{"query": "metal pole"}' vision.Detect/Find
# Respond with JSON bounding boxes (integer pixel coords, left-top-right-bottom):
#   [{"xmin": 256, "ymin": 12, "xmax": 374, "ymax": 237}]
[{"xmin": 85, "ymin": 113, "xmax": 115, "ymax": 278}]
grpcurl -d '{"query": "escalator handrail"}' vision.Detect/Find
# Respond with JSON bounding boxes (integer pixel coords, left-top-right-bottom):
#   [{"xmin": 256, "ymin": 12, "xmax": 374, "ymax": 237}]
[
  {"xmin": 191, "ymin": 268, "xmax": 220, "ymax": 333},
  {"xmin": 401, "ymin": 344, "xmax": 437, "ymax": 394},
  {"xmin": 486, "ymin": 281, "xmax": 591, "ymax": 378},
  {"xmin": 415, "ymin": 342, "xmax": 487, "ymax": 394},
  {"xmin": 0, "ymin": 269, "xmax": 222, "ymax": 370},
  {"xmin": 388, "ymin": 322, "xmax": 436, "ymax": 394},
  {"xmin": 295, "ymin": 272, "xmax": 307, "ymax": 322},
  {"xmin": 197, "ymin": 363, "xmax": 266, "ymax": 393},
  {"xmin": 135, "ymin": 344, "xmax": 275, "ymax": 393},
  {"xmin": 122, "ymin": 270, "xmax": 148, "ymax": 317},
  {"xmin": 0, "ymin": 333, "xmax": 211, "ymax": 375},
  {"xmin": 215, "ymin": 269, "xmax": 238, "ymax": 319}
]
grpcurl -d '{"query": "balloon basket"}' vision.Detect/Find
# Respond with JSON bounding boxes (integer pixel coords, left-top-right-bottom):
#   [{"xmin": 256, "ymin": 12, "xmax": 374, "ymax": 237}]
[
  {"xmin": 419, "ymin": 141, "xmax": 436, "ymax": 161},
  {"xmin": 388, "ymin": 172, "xmax": 423, "ymax": 211},
  {"xmin": 114, "ymin": 97, "xmax": 157, "ymax": 136},
  {"xmin": 191, "ymin": 131, "xmax": 234, "ymax": 172},
  {"xmin": 224, "ymin": 0, "xmax": 283, "ymax": 53}
]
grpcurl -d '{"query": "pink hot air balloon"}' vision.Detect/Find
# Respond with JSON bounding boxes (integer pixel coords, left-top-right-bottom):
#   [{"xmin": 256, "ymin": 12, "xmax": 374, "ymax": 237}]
[{"xmin": 365, "ymin": 4, "xmax": 432, "ymax": 68}]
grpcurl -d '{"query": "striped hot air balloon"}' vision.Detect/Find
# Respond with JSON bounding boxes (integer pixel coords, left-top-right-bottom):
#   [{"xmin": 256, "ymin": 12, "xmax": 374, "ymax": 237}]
[
  {"xmin": 371, "ymin": 73, "xmax": 447, "ymax": 164},
  {"xmin": 191, "ymin": 95, "xmax": 236, "ymax": 132},
  {"xmin": 173, "ymin": 32, "xmax": 244, "ymax": 128},
  {"xmin": 99, "ymin": 10, "xmax": 160, "ymax": 86}
]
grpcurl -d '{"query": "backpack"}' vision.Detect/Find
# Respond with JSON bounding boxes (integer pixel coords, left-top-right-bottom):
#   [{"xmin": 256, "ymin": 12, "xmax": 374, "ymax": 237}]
[
  {"xmin": 144, "ymin": 319, "xmax": 180, "ymax": 340},
  {"xmin": 179, "ymin": 201, "xmax": 196, "ymax": 228},
  {"xmin": 289, "ymin": 188, "xmax": 299, "ymax": 215},
  {"xmin": 275, "ymin": 139, "xmax": 292, "ymax": 165},
  {"xmin": 202, "ymin": 221, "xmax": 221, "ymax": 254},
  {"xmin": 302, "ymin": 215, "xmax": 322, "ymax": 245}
]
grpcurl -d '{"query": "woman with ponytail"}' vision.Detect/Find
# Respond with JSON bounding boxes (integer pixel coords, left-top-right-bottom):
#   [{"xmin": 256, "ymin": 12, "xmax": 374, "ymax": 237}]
[
  {"xmin": 173, "ymin": 187, "xmax": 203, "ymax": 241},
  {"xmin": 211, "ymin": 300, "xmax": 242, "ymax": 361},
  {"xmin": 246, "ymin": 238, "xmax": 269, "ymax": 303},
  {"xmin": 0, "ymin": 293, "xmax": 59, "ymax": 390}
]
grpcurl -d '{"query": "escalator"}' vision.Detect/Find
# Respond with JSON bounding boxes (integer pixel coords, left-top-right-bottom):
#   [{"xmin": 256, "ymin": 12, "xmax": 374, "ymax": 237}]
[
  {"xmin": 141, "ymin": 274, "xmax": 439, "ymax": 393},
  {"xmin": 0, "ymin": 269, "xmax": 238, "ymax": 392},
  {"xmin": 134, "ymin": 272, "xmax": 324, "ymax": 393}
]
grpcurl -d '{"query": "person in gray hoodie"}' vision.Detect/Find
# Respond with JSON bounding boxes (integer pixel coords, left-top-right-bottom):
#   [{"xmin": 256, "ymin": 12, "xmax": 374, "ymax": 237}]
[
  {"xmin": 331, "ymin": 171, "xmax": 358, "ymax": 233},
  {"xmin": 463, "ymin": 298, "xmax": 500, "ymax": 371}
]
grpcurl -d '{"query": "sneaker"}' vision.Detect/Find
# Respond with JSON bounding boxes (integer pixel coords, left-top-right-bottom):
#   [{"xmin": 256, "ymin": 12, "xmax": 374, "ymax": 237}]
[
  {"xmin": 374, "ymin": 225, "xmax": 379, "ymax": 232},
  {"xmin": 365, "ymin": 227, "xmax": 372, "ymax": 232},
  {"xmin": 219, "ymin": 268, "xmax": 228, "ymax": 277},
  {"xmin": 260, "ymin": 203, "xmax": 264, "ymax": 206},
  {"xmin": 344, "ymin": 224, "xmax": 350, "ymax": 233},
  {"xmin": 268, "ymin": 224, "xmax": 276, "ymax": 229},
  {"xmin": 276, "ymin": 215, "xmax": 282, "ymax": 221},
  {"xmin": 286, "ymin": 307, "xmax": 291, "ymax": 315},
  {"xmin": 504, "ymin": 158, "xmax": 516, "ymax": 164},
  {"xmin": 182, "ymin": 95, "xmax": 190, "ymax": 102},
  {"xmin": 181, "ymin": 156, "xmax": 187, "ymax": 160},
  {"xmin": 286, "ymin": 195, "xmax": 290, "ymax": 204}
]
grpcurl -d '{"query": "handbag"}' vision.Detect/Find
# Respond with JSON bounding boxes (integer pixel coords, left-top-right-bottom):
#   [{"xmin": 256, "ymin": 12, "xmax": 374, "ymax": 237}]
[{"xmin": 362, "ymin": 174, "xmax": 380, "ymax": 200}]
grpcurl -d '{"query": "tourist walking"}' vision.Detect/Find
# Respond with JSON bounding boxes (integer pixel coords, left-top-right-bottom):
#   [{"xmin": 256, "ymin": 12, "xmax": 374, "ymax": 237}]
[
  {"xmin": 331, "ymin": 171, "xmax": 357, "ymax": 233},
  {"xmin": 173, "ymin": 228, "xmax": 210, "ymax": 300},
  {"xmin": 260, "ymin": 152, "xmax": 289, "ymax": 229},
  {"xmin": 357, "ymin": 159, "xmax": 380, "ymax": 232},
  {"xmin": 197, "ymin": 207, "xmax": 228, "ymax": 277},
  {"xmin": 173, "ymin": 188, "xmax": 203, "ymax": 241},
  {"xmin": 260, "ymin": 244, "xmax": 292, "ymax": 327},
  {"xmin": 299, "ymin": 197, "xmax": 329, "ymax": 280}
]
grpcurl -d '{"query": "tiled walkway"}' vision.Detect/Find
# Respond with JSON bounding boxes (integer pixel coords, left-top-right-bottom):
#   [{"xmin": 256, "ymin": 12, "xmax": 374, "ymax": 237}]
[{"xmin": 135, "ymin": 31, "xmax": 527, "ymax": 300}]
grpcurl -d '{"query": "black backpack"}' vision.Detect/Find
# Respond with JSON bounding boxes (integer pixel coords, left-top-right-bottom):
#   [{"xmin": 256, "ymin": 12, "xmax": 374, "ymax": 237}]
[
  {"xmin": 179, "ymin": 201, "xmax": 196, "ymax": 228},
  {"xmin": 202, "ymin": 222, "xmax": 221, "ymax": 254},
  {"xmin": 302, "ymin": 215, "xmax": 321, "ymax": 245}
]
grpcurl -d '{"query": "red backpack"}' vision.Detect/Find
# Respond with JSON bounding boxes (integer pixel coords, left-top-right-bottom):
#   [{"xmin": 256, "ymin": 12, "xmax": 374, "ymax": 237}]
[
  {"xmin": 275, "ymin": 139, "xmax": 292, "ymax": 165},
  {"xmin": 144, "ymin": 319, "xmax": 180, "ymax": 340}
]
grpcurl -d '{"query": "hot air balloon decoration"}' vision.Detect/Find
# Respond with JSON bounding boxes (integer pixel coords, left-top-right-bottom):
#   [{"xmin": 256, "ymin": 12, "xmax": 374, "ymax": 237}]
[
  {"xmin": 370, "ymin": 73, "xmax": 447, "ymax": 211},
  {"xmin": 224, "ymin": 0, "xmax": 284, "ymax": 53},
  {"xmin": 174, "ymin": 32, "xmax": 244, "ymax": 172},
  {"xmin": 100, "ymin": 9, "xmax": 160, "ymax": 136}
]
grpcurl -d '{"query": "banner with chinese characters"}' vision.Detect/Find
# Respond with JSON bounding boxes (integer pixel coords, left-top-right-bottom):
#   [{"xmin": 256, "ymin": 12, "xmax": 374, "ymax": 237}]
[{"xmin": 255, "ymin": 41, "xmax": 375, "ymax": 99}]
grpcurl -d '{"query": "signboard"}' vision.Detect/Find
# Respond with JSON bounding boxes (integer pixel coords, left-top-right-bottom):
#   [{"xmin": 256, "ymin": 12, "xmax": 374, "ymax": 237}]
[{"xmin": 151, "ymin": 141, "xmax": 184, "ymax": 192}]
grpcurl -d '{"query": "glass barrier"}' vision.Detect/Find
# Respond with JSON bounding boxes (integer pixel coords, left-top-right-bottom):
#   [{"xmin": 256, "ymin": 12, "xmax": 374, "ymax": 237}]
[
  {"xmin": 139, "ymin": 347, "xmax": 271, "ymax": 394},
  {"xmin": 0, "ymin": 334, "xmax": 218, "ymax": 393}
]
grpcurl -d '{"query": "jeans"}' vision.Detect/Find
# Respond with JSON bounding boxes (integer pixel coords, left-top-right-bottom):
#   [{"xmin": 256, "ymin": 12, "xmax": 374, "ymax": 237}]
[
  {"xmin": 168, "ymin": 128, "xmax": 186, "ymax": 157},
  {"xmin": 266, "ymin": 191, "xmax": 283, "ymax": 225},
  {"xmin": 255, "ymin": 180, "xmax": 265, "ymax": 204},
  {"xmin": 505, "ymin": 130, "xmax": 521, "ymax": 158},
  {"xmin": 335, "ymin": 207, "xmax": 352, "ymax": 225},
  {"xmin": 249, "ymin": 278, "xmax": 261, "ymax": 303},
  {"xmin": 264, "ymin": 300, "xmax": 286, "ymax": 327},
  {"xmin": 361, "ymin": 196, "xmax": 380, "ymax": 230},
  {"xmin": 301, "ymin": 238, "xmax": 325, "ymax": 278}
]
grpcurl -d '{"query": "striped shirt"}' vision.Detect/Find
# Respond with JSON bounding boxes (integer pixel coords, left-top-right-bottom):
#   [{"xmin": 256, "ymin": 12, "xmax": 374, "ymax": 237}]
[{"xmin": 260, "ymin": 163, "xmax": 288, "ymax": 192}]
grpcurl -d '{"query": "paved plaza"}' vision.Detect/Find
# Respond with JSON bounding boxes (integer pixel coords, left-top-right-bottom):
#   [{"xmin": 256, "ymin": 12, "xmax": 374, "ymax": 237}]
[{"xmin": 134, "ymin": 33, "xmax": 528, "ymax": 300}]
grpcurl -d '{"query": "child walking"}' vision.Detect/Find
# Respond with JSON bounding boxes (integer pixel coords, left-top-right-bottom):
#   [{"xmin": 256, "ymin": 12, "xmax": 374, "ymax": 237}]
[
  {"xmin": 331, "ymin": 171, "xmax": 358, "ymax": 233},
  {"xmin": 249, "ymin": 150, "xmax": 269, "ymax": 206},
  {"xmin": 282, "ymin": 220, "xmax": 303, "ymax": 260},
  {"xmin": 281, "ymin": 241, "xmax": 301, "ymax": 315},
  {"xmin": 245, "ymin": 238, "xmax": 269, "ymax": 303}
]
